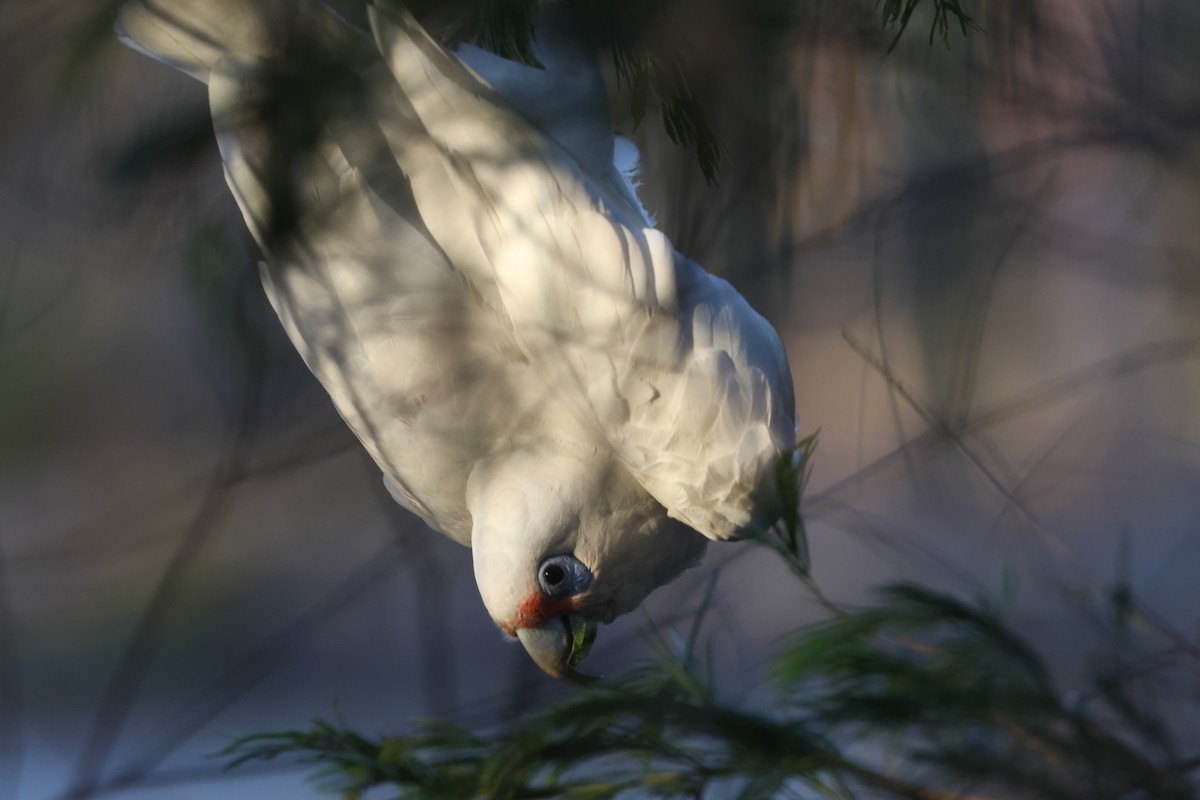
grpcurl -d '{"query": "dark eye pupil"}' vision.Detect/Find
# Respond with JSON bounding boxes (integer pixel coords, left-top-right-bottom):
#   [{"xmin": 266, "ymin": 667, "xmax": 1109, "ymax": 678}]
[{"xmin": 542, "ymin": 564, "xmax": 566, "ymax": 586}]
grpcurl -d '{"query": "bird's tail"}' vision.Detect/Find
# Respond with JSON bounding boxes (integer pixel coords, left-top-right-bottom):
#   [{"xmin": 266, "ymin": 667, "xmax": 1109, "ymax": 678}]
[{"xmin": 114, "ymin": 0, "xmax": 275, "ymax": 83}]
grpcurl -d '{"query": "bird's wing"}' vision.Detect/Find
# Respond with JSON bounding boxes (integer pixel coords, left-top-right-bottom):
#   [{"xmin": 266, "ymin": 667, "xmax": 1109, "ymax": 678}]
[
  {"xmin": 370, "ymin": 5, "xmax": 797, "ymax": 540},
  {"xmin": 206, "ymin": 48, "xmax": 537, "ymax": 543},
  {"xmin": 114, "ymin": 0, "xmax": 277, "ymax": 84}
]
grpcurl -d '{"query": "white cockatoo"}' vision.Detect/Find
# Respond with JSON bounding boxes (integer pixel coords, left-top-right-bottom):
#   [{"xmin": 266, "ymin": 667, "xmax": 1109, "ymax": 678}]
[{"xmin": 115, "ymin": 0, "xmax": 796, "ymax": 680}]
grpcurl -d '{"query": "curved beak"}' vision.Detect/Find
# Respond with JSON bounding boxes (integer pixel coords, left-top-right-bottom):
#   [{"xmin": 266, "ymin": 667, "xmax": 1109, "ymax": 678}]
[{"xmin": 515, "ymin": 614, "xmax": 599, "ymax": 684}]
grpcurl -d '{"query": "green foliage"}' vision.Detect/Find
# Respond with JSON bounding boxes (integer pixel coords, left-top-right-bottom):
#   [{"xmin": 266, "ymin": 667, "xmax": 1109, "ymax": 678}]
[
  {"xmin": 224, "ymin": 443, "xmax": 1200, "ymax": 799},
  {"xmin": 750, "ymin": 430, "xmax": 819, "ymax": 578},
  {"xmin": 772, "ymin": 585, "xmax": 1196, "ymax": 799},
  {"xmin": 406, "ymin": 0, "xmax": 983, "ymax": 182},
  {"xmin": 79, "ymin": 0, "xmax": 982, "ymax": 189},
  {"xmin": 878, "ymin": 0, "xmax": 982, "ymax": 52},
  {"xmin": 403, "ymin": 0, "xmax": 544, "ymax": 66},
  {"xmin": 563, "ymin": 0, "xmax": 734, "ymax": 184},
  {"xmin": 226, "ymin": 603, "xmax": 1200, "ymax": 798},
  {"xmin": 225, "ymin": 651, "xmax": 846, "ymax": 799}
]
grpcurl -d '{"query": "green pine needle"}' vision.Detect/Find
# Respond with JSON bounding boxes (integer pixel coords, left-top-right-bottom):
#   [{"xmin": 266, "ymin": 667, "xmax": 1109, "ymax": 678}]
[
  {"xmin": 223, "ymin": 449, "xmax": 1200, "ymax": 799},
  {"xmin": 226, "ymin": 572, "xmax": 1199, "ymax": 798},
  {"xmin": 83, "ymin": 1, "xmax": 982, "ymax": 188},
  {"xmin": 220, "ymin": 443, "xmax": 1195, "ymax": 796},
  {"xmin": 878, "ymin": 0, "xmax": 983, "ymax": 53}
]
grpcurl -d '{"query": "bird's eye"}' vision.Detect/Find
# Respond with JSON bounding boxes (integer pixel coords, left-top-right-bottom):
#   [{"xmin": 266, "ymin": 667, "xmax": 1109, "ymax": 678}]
[{"xmin": 537, "ymin": 554, "xmax": 592, "ymax": 597}]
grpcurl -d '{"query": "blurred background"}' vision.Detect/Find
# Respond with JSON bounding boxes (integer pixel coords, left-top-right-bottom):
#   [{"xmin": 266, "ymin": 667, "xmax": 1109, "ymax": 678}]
[{"xmin": 2, "ymin": 0, "xmax": 1199, "ymax": 797}]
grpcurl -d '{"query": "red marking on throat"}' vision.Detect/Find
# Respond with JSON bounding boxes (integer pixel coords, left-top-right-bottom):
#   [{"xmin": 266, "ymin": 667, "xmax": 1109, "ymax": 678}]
[{"xmin": 510, "ymin": 592, "xmax": 576, "ymax": 633}]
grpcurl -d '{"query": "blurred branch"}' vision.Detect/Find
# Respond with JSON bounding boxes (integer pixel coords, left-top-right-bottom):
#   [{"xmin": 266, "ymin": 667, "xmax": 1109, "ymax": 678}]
[
  {"xmin": 85, "ymin": 760, "xmax": 308, "ymax": 798},
  {"xmin": 60, "ymin": 323, "xmax": 267, "ymax": 800},
  {"xmin": 94, "ymin": 543, "xmax": 408, "ymax": 796},
  {"xmin": 0, "ymin": 529, "xmax": 22, "ymax": 800},
  {"xmin": 367, "ymin": 467, "xmax": 459, "ymax": 718},
  {"xmin": 841, "ymin": 326, "xmax": 1200, "ymax": 670},
  {"xmin": 0, "ymin": 257, "xmax": 25, "ymax": 800}
]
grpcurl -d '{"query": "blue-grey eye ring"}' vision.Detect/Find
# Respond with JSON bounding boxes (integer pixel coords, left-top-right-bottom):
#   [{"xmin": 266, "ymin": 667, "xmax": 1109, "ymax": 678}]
[{"xmin": 537, "ymin": 554, "xmax": 592, "ymax": 597}]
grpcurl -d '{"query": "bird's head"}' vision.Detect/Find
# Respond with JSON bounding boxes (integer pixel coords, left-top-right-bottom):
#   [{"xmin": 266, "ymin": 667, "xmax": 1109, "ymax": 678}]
[{"xmin": 467, "ymin": 443, "xmax": 706, "ymax": 682}]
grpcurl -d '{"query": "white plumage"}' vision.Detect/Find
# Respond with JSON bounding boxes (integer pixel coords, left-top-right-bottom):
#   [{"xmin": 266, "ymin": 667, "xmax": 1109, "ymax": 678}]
[{"xmin": 116, "ymin": 0, "xmax": 796, "ymax": 679}]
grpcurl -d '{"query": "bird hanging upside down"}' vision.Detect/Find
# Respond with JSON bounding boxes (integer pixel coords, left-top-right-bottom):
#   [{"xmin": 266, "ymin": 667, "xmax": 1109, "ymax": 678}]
[{"xmin": 116, "ymin": 0, "xmax": 797, "ymax": 681}]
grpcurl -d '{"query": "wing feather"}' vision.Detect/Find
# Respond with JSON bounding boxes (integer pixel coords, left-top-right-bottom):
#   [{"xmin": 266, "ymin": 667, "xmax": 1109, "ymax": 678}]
[{"xmin": 208, "ymin": 51, "xmax": 533, "ymax": 543}]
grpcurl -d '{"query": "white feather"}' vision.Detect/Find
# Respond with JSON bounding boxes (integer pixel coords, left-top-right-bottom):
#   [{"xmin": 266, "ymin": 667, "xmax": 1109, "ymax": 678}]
[{"xmin": 117, "ymin": 0, "xmax": 796, "ymax": 645}]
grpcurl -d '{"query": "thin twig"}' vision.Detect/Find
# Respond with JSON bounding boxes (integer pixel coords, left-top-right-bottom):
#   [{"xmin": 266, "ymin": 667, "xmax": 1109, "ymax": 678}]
[{"xmin": 0, "ymin": 251, "xmax": 25, "ymax": 800}]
